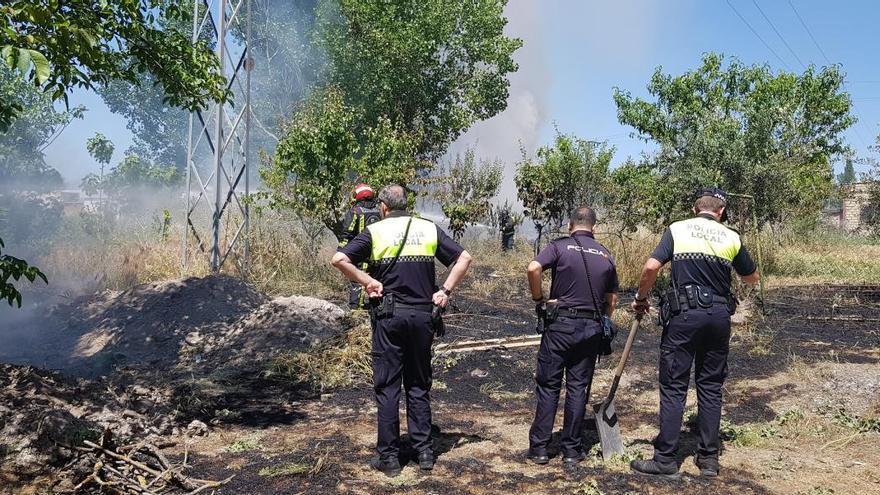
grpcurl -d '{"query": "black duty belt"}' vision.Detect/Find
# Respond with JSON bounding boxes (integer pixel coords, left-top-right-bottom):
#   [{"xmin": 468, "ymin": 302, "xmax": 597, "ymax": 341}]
[
  {"xmin": 558, "ymin": 307, "xmax": 602, "ymax": 320},
  {"xmin": 394, "ymin": 303, "xmax": 434, "ymax": 313}
]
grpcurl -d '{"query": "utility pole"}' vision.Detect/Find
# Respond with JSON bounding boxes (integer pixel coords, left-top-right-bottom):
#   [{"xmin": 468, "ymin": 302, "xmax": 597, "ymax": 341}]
[{"xmin": 182, "ymin": 0, "xmax": 253, "ymax": 274}]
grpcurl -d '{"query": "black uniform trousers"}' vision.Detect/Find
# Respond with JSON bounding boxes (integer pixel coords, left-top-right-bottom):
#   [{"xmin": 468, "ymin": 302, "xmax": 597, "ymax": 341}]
[
  {"xmin": 529, "ymin": 317, "xmax": 602, "ymax": 457},
  {"xmin": 654, "ymin": 302, "xmax": 731, "ymax": 463},
  {"xmin": 371, "ymin": 308, "xmax": 434, "ymax": 460}
]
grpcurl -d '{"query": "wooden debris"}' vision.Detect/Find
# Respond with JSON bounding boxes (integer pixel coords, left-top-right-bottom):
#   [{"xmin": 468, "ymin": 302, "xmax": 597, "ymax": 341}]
[{"xmin": 66, "ymin": 439, "xmax": 233, "ymax": 494}]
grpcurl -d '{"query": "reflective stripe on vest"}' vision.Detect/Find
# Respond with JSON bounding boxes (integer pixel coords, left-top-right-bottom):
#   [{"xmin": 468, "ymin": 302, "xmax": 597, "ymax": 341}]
[
  {"xmin": 669, "ymin": 217, "xmax": 741, "ymax": 265},
  {"xmin": 367, "ymin": 216, "xmax": 438, "ymax": 262}
]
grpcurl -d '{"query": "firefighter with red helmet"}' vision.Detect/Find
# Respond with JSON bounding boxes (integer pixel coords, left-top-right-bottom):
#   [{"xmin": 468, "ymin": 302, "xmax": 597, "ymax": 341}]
[{"xmin": 338, "ymin": 183, "xmax": 382, "ymax": 308}]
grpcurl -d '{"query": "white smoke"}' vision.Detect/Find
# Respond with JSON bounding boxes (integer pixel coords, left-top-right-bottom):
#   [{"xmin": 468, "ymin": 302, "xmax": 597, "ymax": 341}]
[{"xmin": 447, "ymin": 0, "xmax": 551, "ymax": 202}]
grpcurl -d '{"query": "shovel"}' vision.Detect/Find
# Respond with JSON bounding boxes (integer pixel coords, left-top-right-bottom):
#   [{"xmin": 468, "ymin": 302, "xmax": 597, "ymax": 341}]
[{"xmin": 593, "ymin": 314, "xmax": 642, "ymax": 461}]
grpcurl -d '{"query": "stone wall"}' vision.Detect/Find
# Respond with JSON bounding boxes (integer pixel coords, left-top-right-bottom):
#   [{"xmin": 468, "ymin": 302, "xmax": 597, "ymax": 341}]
[{"xmin": 840, "ymin": 182, "xmax": 874, "ymax": 232}]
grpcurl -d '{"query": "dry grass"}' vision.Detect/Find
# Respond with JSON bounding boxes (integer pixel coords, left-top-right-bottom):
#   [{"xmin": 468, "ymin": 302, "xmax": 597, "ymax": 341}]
[
  {"xmin": 767, "ymin": 241, "xmax": 880, "ymax": 285},
  {"xmin": 266, "ymin": 317, "xmax": 372, "ymax": 391}
]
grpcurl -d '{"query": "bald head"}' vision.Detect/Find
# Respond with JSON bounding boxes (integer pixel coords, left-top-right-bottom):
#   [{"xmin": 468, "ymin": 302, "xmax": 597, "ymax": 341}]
[
  {"xmin": 378, "ymin": 184, "xmax": 407, "ymax": 211},
  {"xmin": 569, "ymin": 207, "xmax": 597, "ymax": 231}
]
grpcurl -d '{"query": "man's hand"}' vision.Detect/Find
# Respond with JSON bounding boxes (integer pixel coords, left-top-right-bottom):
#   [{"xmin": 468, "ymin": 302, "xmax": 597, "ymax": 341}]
[
  {"xmin": 631, "ymin": 297, "xmax": 650, "ymax": 316},
  {"xmin": 366, "ymin": 279, "xmax": 383, "ymax": 298},
  {"xmin": 432, "ymin": 290, "xmax": 449, "ymax": 308}
]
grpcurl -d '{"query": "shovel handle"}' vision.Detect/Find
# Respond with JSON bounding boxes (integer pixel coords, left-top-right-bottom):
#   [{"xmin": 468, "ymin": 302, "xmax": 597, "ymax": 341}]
[{"xmin": 604, "ymin": 315, "xmax": 641, "ymax": 403}]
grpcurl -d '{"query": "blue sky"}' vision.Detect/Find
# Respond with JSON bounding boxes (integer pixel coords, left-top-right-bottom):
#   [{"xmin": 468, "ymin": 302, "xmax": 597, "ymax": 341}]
[{"xmin": 46, "ymin": 0, "xmax": 880, "ymax": 185}]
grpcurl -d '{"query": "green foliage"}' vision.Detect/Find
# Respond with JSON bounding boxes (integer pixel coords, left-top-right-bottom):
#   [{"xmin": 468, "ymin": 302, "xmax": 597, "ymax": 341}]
[
  {"xmin": 80, "ymin": 173, "xmax": 101, "ymax": 198},
  {"xmin": 437, "ymin": 149, "xmax": 502, "ymax": 240},
  {"xmin": 86, "ymin": 133, "xmax": 114, "ymax": 166},
  {"xmin": 0, "ymin": 64, "xmax": 83, "ymax": 189},
  {"xmin": 515, "ymin": 129, "xmax": 614, "ymax": 233},
  {"xmin": 0, "ymin": 0, "xmax": 227, "ymax": 132},
  {"xmin": 836, "ymin": 157, "xmax": 857, "ymax": 185},
  {"xmin": 262, "ymin": 87, "xmax": 420, "ymax": 236},
  {"xmin": 864, "ymin": 156, "xmax": 880, "ymax": 237},
  {"xmin": 0, "ymin": 236, "xmax": 47, "ymax": 307},
  {"xmin": 258, "ymin": 463, "xmax": 311, "ymax": 478},
  {"xmin": 224, "ymin": 434, "xmax": 265, "ymax": 453},
  {"xmin": 318, "ymin": 0, "xmax": 521, "ymax": 159},
  {"xmin": 605, "ymin": 159, "xmax": 671, "ymax": 234},
  {"xmin": 0, "ymin": 191, "xmax": 63, "ymax": 254},
  {"xmin": 102, "ymin": 154, "xmax": 183, "ymax": 194},
  {"xmin": 613, "ymin": 53, "xmax": 854, "ymax": 228},
  {"xmin": 831, "ymin": 408, "xmax": 880, "ymax": 433},
  {"xmin": 572, "ymin": 479, "xmax": 604, "ymax": 495},
  {"xmin": 485, "ymin": 200, "xmax": 524, "ymax": 234}
]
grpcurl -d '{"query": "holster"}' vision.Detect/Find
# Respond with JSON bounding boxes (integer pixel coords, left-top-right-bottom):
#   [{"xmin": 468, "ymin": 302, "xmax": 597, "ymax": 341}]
[
  {"xmin": 600, "ymin": 315, "xmax": 616, "ymax": 355},
  {"xmin": 369, "ymin": 294, "xmax": 395, "ymax": 320},
  {"xmin": 431, "ymin": 304, "xmax": 445, "ymax": 337},
  {"xmin": 659, "ymin": 286, "xmax": 737, "ymax": 326},
  {"xmin": 545, "ymin": 302, "xmax": 560, "ymax": 325}
]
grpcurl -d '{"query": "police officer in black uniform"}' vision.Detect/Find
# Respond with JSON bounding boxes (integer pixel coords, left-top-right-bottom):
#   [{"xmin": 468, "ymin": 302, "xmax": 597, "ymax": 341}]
[
  {"xmin": 526, "ymin": 207, "xmax": 619, "ymax": 465},
  {"xmin": 331, "ymin": 185, "xmax": 473, "ymax": 476},
  {"xmin": 338, "ymin": 183, "xmax": 382, "ymax": 309},
  {"xmin": 630, "ymin": 188, "xmax": 759, "ymax": 477}
]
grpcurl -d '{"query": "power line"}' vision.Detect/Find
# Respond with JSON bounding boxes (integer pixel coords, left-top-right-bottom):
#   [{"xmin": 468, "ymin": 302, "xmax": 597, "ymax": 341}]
[
  {"xmin": 787, "ymin": 0, "xmax": 832, "ymax": 65},
  {"xmin": 725, "ymin": 0, "xmax": 791, "ymax": 70},
  {"xmin": 786, "ymin": 0, "xmax": 872, "ymax": 149},
  {"xmin": 752, "ymin": 0, "xmax": 805, "ymax": 69}
]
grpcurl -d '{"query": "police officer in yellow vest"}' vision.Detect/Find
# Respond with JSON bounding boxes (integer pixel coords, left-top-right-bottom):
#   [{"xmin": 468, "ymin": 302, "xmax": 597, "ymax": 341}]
[
  {"xmin": 630, "ymin": 188, "xmax": 759, "ymax": 478},
  {"xmin": 331, "ymin": 185, "xmax": 473, "ymax": 476}
]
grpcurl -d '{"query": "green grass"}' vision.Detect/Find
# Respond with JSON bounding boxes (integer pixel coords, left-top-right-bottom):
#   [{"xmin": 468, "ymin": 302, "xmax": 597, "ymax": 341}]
[
  {"xmin": 258, "ymin": 463, "xmax": 311, "ymax": 477},
  {"xmin": 224, "ymin": 434, "xmax": 265, "ymax": 453}
]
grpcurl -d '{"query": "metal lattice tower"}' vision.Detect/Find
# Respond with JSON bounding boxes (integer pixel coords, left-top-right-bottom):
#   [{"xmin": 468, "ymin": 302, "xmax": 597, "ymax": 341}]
[{"xmin": 182, "ymin": 0, "xmax": 252, "ymax": 273}]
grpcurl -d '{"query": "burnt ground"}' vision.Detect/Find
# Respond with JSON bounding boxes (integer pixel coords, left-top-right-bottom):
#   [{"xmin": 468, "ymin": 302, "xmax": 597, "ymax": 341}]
[
  {"xmin": 1, "ymin": 277, "xmax": 878, "ymax": 494},
  {"xmin": 175, "ymin": 284, "xmax": 879, "ymax": 495}
]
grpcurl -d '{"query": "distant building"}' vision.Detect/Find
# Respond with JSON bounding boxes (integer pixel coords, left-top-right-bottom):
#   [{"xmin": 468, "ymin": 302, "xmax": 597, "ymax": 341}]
[{"xmin": 838, "ymin": 182, "xmax": 875, "ymax": 232}]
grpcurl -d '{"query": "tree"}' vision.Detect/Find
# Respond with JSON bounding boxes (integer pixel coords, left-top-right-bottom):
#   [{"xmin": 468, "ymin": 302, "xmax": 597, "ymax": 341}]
[
  {"xmin": 0, "ymin": 64, "xmax": 84, "ymax": 189},
  {"xmin": 0, "ymin": 237, "xmax": 47, "ymax": 307},
  {"xmin": 82, "ymin": 132, "xmax": 115, "ymax": 199},
  {"xmin": 262, "ymin": 87, "xmax": 421, "ymax": 237},
  {"xmin": 0, "ymin": 0, "xmax": 227, "ymax": 132},
  {"xmin": 318, "ymin": 0, "xmax": 521, "ymax": 159},
  {"xmin": 102, "ymin": 154, "xmax": 183, "ymax": 194},
  {"xmin": 515, "ymin": 130, "xmax": 614, "ymax": 242},
  {"xmin": 98, "ymin": 72, "xmax": 189, "ymax": 168},
  {"xmin": 485, "ymin": 200, "xmax": 524, "ymax": 234},
  {"xmin": 837, "ymin": 156, "xmax": 857, "ymax": 185},
  {"xmin": 613, "ymin": 53, "xmax": 854, "ymax": 228},
  {"xmin": 436, "ymin": 149, "xmax": 502, "ymax": 241},
  {"xmin": 605, "ymin": 159, "xmax": 672, "ymax": 235}
]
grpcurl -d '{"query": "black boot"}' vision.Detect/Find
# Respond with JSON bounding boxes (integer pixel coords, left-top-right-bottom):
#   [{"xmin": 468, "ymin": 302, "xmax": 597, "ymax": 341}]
[
  {"xmin": 370, "ymin": 456, "xmax": 402, "ymax": 477},
  {"xmin": 630, "ymin": 459, "xmax": 679, "ymax": 477},
  {"xmin": 562, "ymin": 451, "xmax": 586, "ymax": 465},
  {"xmin": 418, "ymin": 452, "xmax": 435, "ymax": 471},
  {"xmin": 526, "ymin": 448, "xmax": 549, "ymax": 465},
  {"xmin": 694, "ymin": 454, "xmax": 719, "ymax": 476}
]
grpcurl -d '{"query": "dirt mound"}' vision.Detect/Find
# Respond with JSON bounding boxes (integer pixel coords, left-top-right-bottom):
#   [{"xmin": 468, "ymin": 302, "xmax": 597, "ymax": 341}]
[
  {"xmin": 47, "ymin": 276, "xmax": 267, "ymax": 376},
  {"xmin": 209, "ymin": 295, "xmax": 348, "ymax": 368}
]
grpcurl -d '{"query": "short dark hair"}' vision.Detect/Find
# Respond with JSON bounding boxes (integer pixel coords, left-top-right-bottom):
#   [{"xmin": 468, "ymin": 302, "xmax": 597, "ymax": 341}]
[
  {"xmin": 378, "ymin": 185, "xmax": 407, "ymax": 211},
  {"xmin": 694, "ymin": 196, "xmax": 725, "ymax": 213},
  {"xmin": 569, "ymin": 206, "xmax": 597, "ymax": 228}
]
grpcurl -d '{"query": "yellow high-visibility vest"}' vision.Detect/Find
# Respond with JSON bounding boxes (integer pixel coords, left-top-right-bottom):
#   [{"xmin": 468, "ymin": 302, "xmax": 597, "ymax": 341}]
[
  {"xmin": 669, "ymin": 216, "xmax": 742, "ymax": 265},
  {"xmin": 367, "ymin": 216, "xmax": 438, "ymax": 263}
]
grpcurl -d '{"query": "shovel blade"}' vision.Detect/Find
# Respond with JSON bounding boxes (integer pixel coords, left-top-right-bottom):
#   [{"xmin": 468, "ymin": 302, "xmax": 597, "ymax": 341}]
[{"xmin": 593, "ymin": 400, "xmax": 624, "ymax": 461}]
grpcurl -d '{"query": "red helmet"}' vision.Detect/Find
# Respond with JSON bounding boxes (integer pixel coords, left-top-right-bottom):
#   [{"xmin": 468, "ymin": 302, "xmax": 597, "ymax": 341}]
[{"xmin": 352, "ymin": 183, "xmax": 375, "ymax": 201}]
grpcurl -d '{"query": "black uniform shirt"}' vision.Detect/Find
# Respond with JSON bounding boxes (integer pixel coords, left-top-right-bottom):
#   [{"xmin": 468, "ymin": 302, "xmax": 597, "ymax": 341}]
[
  {"xmin": 337, "ymin": 199, "xmax": 381, "ymax": 248},
  {"xmin": 651, "ymin": 214, "xmax": 757, "ymax": 296},
  {"xmin": 340, "ymin": 211, "xmax": 464, "ymax": 304},
  {"xmin": 534, "ymin": 231, "xmax": 619, "ymax": 311}
]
